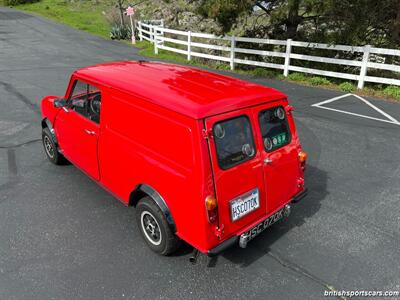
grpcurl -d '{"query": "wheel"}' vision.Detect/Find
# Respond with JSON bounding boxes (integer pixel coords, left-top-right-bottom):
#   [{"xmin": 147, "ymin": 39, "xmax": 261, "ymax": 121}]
[
  {"xmin": 42, "ymin": 127, "xmax": 68, "ymax": 165},
  {"xmin": 136, "ymin": 196, "xmax": 180, "ymax": 255}
]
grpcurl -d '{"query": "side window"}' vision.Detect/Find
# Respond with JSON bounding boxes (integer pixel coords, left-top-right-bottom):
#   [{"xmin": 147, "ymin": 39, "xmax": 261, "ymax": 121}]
[
  {"xmin": 70, "ymin": 80, "xmax": 87, "ymax": 100},
  {"xmin": 68, "ymin": 80, "xmax": 101, "ymax": 124},
  {"xmin": 258, "ymin": 106, "xmax": 291, "ymax": 152},
  {"xmin": 213, "ymin": 116, "xmax": 256, "ymax": 170}
]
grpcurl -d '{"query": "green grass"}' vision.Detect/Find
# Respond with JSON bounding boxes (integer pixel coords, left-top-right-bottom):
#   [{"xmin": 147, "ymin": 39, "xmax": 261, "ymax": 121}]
[
  {"xmin": 309, "ymin": 76, "xmax": 331, "ymax": 86},
  {"xmin": 6, "ymin": 0, "xmax": 111, "ymax": 39},
  {"xmin": 287, "ymin": 72, "xmax": 308, "ymax": 82},
  {"xmin": 135, "ymin": 40, "xmax": 229, "ymax": 71},
  {"xmin": 339, "ymin": 82, "xmax": 356, "ymax": 92},
  {"xmin": 383, "ymin": 85, "xmax": 400, "ymax": 99}
]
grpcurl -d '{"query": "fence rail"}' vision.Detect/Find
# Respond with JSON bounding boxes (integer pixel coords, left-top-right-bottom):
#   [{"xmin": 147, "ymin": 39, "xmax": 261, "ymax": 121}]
[{"xmin": 137, "ymin": 21, "xmax": 400, "ymax": 89}]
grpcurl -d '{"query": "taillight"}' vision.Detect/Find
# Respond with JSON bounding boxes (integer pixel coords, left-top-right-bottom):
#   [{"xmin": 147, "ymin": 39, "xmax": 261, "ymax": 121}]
[
  {"xmin": 298, "ymin": 151, "xmax": 308, "ymax": 162},
  {"xmin": 205, "ymin": 195, "xmax": 218, "ymax": 223},
  {"xmin": 298, "ymin": 150, "xmax": 307, "ymax": 171}
]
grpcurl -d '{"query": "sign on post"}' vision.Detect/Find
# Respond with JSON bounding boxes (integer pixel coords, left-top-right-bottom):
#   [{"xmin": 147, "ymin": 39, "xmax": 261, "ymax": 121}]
[{"xmin": 126, "ymin": 6, "xmax": 135, "ymax": 44}]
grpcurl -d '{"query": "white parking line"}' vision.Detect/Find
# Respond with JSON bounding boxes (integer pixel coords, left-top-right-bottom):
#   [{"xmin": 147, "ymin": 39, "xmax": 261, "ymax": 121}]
[{"xmin": 312, "ymin": 93, "xmax": 400, "ymax": 126}]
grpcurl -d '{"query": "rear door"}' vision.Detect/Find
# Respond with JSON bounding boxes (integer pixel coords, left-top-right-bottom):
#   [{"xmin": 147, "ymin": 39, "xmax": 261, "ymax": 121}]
[
  {"xmin": 205, "ymin": 108, "xmax": 266, "ymax": 237},
  {"xmin": 253, "ymin": 101, "xmax": 300, "ymax": 214}
]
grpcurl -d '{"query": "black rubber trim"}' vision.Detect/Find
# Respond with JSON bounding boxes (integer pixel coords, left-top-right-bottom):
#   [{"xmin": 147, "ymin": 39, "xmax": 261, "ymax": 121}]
[
  {"xmin": 42, "ymin": 118, "xmax": 58, "ymax": 144},
  {"xmin": 138, "ymin": 184, "xmax": 176, "ymax": 233},
  {"xmin": 207, "ymin": 236, "xmax": 238, "ymax": 256},
  {"xmin": 291, "ymin": 187, "xmax": 308, "ymax": 203}
]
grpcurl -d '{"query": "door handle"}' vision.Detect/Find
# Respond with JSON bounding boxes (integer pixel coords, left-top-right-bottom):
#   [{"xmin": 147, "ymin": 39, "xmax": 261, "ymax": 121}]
[
  {"xmin": 84, "ymin": 129, "xmax": 95, "ymax": 136},
  {"xmin": 264, "ymin": 157, "xmax": 273, "ymax": 165}
]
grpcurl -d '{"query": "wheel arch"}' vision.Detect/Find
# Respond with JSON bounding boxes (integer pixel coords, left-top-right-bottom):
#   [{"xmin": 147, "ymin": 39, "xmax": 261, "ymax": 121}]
[
  {"xmin": 41, "ymin": 118, "xmax": 51, "ymax": 129},
  {"xmin": 129, "ymin": 184, "xmax": 176, "ymax": 233},
  {"xmin": 41, "ymin": 118, "xmax": 58, "ymax": 144}
]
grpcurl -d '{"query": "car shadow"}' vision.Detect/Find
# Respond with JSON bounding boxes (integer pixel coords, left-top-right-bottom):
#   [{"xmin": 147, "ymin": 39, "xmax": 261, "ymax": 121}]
[{"xmin": 205, "ymin": 163, "xmax": 328, "ymax": 267}]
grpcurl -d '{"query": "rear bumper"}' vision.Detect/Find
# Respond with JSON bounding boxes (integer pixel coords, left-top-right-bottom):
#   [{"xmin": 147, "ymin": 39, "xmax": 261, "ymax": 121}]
[
  {"xmin": 207, "ymin": 187, "xmax": 308, "ymax": 256},
  {"xmin": 207, "ymin": 236, "xmax": 239, "ymax": 257},
  {"xmin": 291, "ymin": 187, "xmax": 308, "ymax": 203}
]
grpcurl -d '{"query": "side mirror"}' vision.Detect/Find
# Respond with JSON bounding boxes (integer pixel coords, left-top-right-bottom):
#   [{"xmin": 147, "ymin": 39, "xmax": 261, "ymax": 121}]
[{"xmin": 54, "ymin": 98, "xmax": 67, "ymax": 108}]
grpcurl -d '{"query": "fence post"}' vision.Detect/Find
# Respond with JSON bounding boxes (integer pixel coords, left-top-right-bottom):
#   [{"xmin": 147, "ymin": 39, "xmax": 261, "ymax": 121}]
[
  {"xmin": 138, "ymin": 21, "xmax": 143, "ymax": 41},
  {"xmin": 283, "ymin": 39, "xmax": 292, "ymax": 77},
  {"xmin": 154, "ymin": 26, "xmax": 158, "ymax": 54},
  {"xmin": 150, "ymin": 25, "xmax": 154, "ymax": 43},
  {"xmin": 358, "ymin": 45, "xmax": 371, "ymax": 89},
  {"xmin": 160, "ymin": 19, "xmax": 164, "ymax": 46},
  {"xmin": 230, "ymin": 35, "xmax": 236, "ymax": 70},
  {"xmin": 187, "ymin": 31, "xmax": 192, "ymax": 61}
]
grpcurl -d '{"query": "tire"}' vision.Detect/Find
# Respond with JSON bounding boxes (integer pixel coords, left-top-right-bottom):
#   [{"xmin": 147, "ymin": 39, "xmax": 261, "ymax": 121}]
[
  {"xmin": 42, "ymin": 127, "xmax": 68, "ymax": 165},
  {"xmin": 136, "ymin": 196, "xmax": 180, "ymax": 255}
]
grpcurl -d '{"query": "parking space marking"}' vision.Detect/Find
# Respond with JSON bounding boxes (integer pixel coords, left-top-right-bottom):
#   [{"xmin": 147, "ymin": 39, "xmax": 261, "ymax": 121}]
[{"xmin": 312, "ymin": 93, "xmax": 400, "ymax": 126}]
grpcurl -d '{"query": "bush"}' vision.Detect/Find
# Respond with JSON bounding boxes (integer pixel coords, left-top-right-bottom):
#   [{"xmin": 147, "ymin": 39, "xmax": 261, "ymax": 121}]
[
  {"xmin": 110, "ymin": 24, "xmax": 131, "ymax": 40},
  {"xmin": 310, "ymin": 76, "xmax": 331, "ymax": 86},
  {"xmin": 339, "ymin": 82, "xmax": 356, "ymax": 92},
  {"xmin": 215, "ymin": 62, "xmax": 230, "ymax": 70},
  {"xmin": 288, "ymin": 72, "xmax": 307, "ymax": 82},
  {"xmin": 383, "ymin": 85, "xmax": 400, "ymax": 100},
  {"xmin": 5, "ymin": 0, "xmax": 40, "ymax": 5},
  {"xmin": 250, "ymin": 68, "xmax": 280, "ymax": 78}
]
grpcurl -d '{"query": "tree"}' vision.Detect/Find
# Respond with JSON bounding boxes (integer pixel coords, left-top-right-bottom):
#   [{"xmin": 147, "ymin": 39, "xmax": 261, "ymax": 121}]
[
  {"xmin": 196, "ymin": 0, "xmax": 327, "ymax": 39},
  {"xmin": 325, "ymin": 0, "xmax": 400, "ymax": 47},
  {"xmin": 115, "ymin": 0, "xmax": 126, "ymax": 26},
  {"xmin": 195, "ymin": 0, "xmax": 400, "ymax": 47}
]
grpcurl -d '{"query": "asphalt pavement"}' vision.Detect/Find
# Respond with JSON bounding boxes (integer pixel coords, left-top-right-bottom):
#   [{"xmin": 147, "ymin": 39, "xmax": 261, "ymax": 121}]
[{"xmin": 1, "ymin": 7, "xmax": 400, "ymax": 300}]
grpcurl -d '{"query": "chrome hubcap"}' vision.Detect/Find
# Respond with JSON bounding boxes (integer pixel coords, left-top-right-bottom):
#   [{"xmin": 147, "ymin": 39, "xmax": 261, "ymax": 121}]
[
  {"xmin": 44, "ymin": 136, "xmax": 55, "ymax": 158},
  {"xmin": 140, "ymin": 211, "xmax": 162, "ymax": 246}
]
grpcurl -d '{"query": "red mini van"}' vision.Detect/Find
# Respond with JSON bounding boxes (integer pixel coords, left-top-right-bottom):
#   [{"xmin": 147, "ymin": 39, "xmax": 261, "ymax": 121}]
[{"xmin": 41, "ymin": 61, "xmax": 307, "ymax": 256}]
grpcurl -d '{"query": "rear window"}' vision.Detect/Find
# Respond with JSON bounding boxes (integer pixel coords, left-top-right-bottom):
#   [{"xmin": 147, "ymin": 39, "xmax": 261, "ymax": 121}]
[
  {"xmin": 258, "ymin": 106, "xmax": 291, "ymax": 152},
  {"xmin": 213, "ymin": 116, "xmax": 256, "ymax": 170}
]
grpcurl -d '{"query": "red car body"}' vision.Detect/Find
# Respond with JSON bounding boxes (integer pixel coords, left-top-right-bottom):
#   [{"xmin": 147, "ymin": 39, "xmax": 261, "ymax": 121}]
[{"xmin": 41, "ymin": 61, "xmax": 307, "ymax": 255}]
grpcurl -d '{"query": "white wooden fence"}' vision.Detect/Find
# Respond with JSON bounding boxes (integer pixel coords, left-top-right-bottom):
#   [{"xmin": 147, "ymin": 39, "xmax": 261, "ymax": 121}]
[{"xmin": 137, "ymin": 21, "xmax": 400, "ymax": 89}]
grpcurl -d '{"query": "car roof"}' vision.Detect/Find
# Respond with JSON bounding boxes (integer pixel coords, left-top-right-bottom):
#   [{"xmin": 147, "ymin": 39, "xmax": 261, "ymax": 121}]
[{"xmin": 74, "ymin": 61, "xmax": 287, "ymax": 119}]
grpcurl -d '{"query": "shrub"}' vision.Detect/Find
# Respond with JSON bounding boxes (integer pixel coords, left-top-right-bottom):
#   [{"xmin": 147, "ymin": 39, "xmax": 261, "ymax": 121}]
[
  {"xmin": 215, "ymin": 62, "xmax": 230, "ymax": 70},
  {"xmin": 287, "ymin": 72, "xmax": 307, "ymax": 82},
  {"xmin": 339, "ymin": 82, "xmax": 356, "ymax": 92},
  {"xmin": 110, "ymin": 24, "xmax": 131, "ymax": 40},
  {"xmin": 252, "ymin": 68, "xmax": 271, "ymax": 77},
  {"xmin": 5, "ymin": 0, "xmax": 40, "ymax": 5},
  {"xmin": 252, "ymin": 68, "xmax": 280, "ymax": 78},
  {"xmin": 383, "ymin": 85, "xmax": 400, "ymax": 100},
  {"xmin": 276, "ymin": 74, "xmax": 286, "ymax": 80},
  {"xmin": 310, "ymin": 76, "xmax": 331, "ymax": 86}
]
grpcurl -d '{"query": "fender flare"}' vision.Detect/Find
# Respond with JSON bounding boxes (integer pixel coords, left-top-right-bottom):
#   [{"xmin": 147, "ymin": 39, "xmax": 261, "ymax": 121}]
[
  {"xmin": 41, "ymin": 118, "xmax": 58, "ymax": 144},
  {"xmin": 130, "ymin": 184, "xmax": 176, "ymax": 233}
]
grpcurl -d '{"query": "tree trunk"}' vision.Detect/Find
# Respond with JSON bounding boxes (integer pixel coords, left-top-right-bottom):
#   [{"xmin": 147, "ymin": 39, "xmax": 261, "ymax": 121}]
[
  {"xmin": 117, "ymin": 0, "xmax": 125, "ymax": 26},
  {"xmin": 391, "ymin": 0, "xmax": 400, "ymax": 45},
  {"xmin": 285, "ymin": 0, "xmax": 301, "ymax": 39}
]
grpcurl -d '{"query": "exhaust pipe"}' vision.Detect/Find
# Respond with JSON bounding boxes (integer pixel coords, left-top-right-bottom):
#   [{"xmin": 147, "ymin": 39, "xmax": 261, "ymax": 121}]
[
  {"xmin": 239, "ymin": 233, "xmax": 249, "ymax": 248},
  {"xmin": 283, "ymin": 204, "xmax": 291, "ymax": 218},
  {"xmin": 189, "ymin": 249, "xmax": 200, "ymax": 264}
]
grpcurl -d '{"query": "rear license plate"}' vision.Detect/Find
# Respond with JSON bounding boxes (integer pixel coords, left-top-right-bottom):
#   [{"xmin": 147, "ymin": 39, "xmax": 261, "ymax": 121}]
[
  {"xmin": 241, "ymin": 208, "xmax": 284, "ymax": 242},
  {"xmin": 230, "ymin": 188, "xmax": 260, "ymax": 222}
]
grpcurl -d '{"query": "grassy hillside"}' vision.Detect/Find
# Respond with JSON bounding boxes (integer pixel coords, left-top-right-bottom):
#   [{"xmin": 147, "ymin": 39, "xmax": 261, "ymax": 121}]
[{"xmin": 5, "ymin": 0, "xmax": 111, "ymax": 38}]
